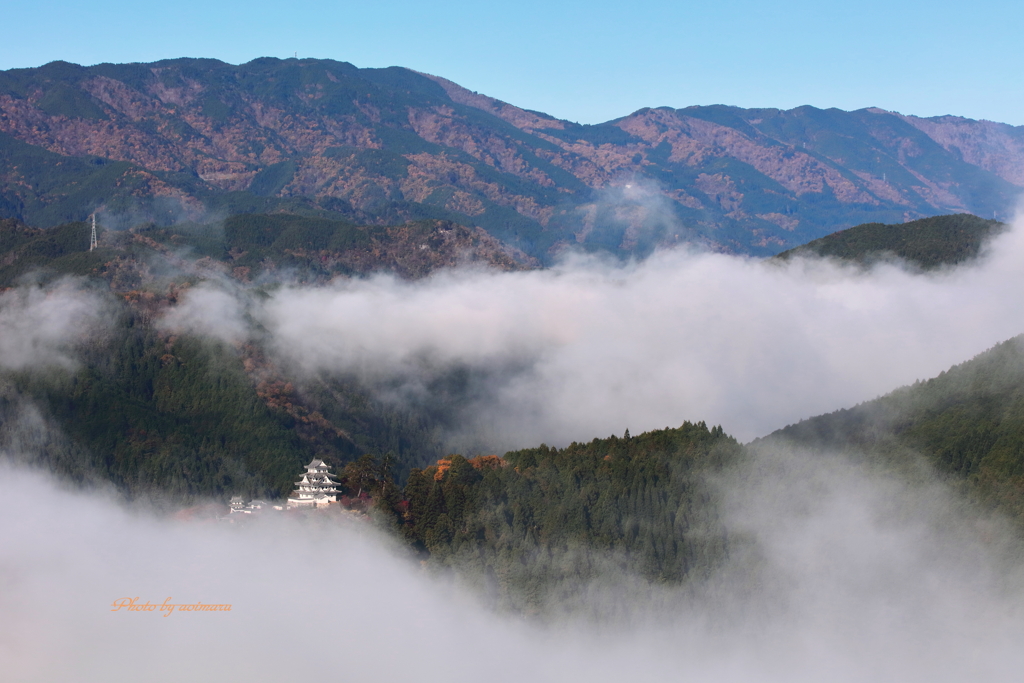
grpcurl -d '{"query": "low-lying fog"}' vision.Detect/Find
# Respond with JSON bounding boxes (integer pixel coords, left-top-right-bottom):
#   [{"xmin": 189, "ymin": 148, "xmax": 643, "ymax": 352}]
[
  {"xmin": 4, "ymin": 215, "xmax": 1024, "ymax": 680},
  {"xmin": 2, "ymin": 445, "xmax": 1022, "ymax": 682},
  {"xmin": 167, "ymin": 214, "xmax": 1024, "ymax": 447}
]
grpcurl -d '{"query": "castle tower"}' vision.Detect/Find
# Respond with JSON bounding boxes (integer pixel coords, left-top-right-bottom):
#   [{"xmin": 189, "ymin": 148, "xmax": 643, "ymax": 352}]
[{"xmin": 286, "ymin": 459, "xmax": 342, "ymax": 509}]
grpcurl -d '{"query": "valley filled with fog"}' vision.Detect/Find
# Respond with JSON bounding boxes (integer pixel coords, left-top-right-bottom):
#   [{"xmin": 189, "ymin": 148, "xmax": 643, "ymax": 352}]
[{"xmin": 5, "ymin": 216, "xmax": 1024, "ymax": 682}]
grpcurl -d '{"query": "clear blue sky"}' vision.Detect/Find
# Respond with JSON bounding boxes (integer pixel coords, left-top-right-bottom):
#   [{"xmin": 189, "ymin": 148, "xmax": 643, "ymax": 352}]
[{"xmin": 2, "ymin": 0, "xmax": 1022, "ymax": 125}]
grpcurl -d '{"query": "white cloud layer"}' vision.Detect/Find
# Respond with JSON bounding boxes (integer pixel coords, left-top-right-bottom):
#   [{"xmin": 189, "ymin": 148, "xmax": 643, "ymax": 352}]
[
  {"xmin": 245, "ymin": 218, "xmax": 1024, "ymax": 446},
  {"xmin": 0, "ymin": 280, "xmax": 110, "ymax": 371},
  {"xmin": 157, "ymin": 283, "xmax": 250, "ymax": 345}
]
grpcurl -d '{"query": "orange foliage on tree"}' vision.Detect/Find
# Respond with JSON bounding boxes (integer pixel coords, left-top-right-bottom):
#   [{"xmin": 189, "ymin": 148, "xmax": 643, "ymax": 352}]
[
  {"xmin": 431, "ymin": 455, "xmax": 505, "ymax": 481},
  {"xmin": 467, "ymin": 455, "xmax": 505, "ymax": 471}
]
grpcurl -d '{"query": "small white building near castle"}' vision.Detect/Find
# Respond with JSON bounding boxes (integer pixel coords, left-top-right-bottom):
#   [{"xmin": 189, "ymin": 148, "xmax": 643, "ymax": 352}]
[
  {"xmin": 286, "ymin": 459, "xmax": 342, "ymax": 509},
  {"xmin": 229, "ymin": 497, "xmax": 270, "ymax": 514}
]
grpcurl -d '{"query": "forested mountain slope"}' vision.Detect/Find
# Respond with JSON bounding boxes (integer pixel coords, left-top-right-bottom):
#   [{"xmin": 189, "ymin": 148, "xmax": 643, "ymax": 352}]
[
  {"xmin": 393, "ymin": 422, "xmax": 742, "ymax": 612},
  {"xmin": 0, "ymin": 58, "xmax": 1020, "ymax": 258},
  {"xmin": 0, "ymin": 213, "xmax": 533, "ymax": 288},
  {"xmin": 764, "ymin": 336, "xmax": 1024, "ymax": 524},
  {"xmin": 774, "ymin": 213, "xmax": 1005, "ymax": 269},
  {"xmin": 0, "ymin": 214, "xmax": 536, "ymax": 500}
]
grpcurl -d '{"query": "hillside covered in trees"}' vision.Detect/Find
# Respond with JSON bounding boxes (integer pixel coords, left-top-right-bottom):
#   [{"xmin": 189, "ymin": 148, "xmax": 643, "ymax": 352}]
[
  {"xmin": 774, "ymin": 213, "xmax": 1005, "ymax": 269},
  {"xmin": 764, "ymin": 335, "xmax": 1024, "ymax": 524},
  {"xmin": 392, "ymin": 422, "xmax": 742, "ymax": 612},
  {"xmin": 0, "ymin": 214, "xmax": 536, "ymax": 500}
]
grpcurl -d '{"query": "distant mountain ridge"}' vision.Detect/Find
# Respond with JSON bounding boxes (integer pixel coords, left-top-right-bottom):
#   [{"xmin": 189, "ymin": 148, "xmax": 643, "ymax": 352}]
[{"xmin": 0, "ymin": 57, "xmax": 1021, "ymax": 258}]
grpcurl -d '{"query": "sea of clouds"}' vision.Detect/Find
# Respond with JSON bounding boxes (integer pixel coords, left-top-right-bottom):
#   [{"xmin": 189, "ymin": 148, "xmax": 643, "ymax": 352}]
[{"xmin": 4, "ymin": 213, "xmax": 1024, "ymax": 681}]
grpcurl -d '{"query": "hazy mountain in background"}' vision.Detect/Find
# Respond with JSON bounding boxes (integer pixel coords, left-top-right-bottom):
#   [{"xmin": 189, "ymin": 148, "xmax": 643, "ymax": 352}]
[{"xmin": 1, "ymin": 58, "xmax": 1021, "ymax": 259}]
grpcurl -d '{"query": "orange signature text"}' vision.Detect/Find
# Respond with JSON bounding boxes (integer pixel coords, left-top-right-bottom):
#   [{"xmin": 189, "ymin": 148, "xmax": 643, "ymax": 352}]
[{"xmin": 110, "ymin": 597, "xmax": 232, "ymax": 616}]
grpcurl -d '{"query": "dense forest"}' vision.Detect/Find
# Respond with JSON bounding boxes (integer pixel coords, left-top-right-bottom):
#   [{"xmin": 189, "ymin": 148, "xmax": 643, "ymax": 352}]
[
  {"xmin": 389, "ymin": 422, "xmax": 742, "ymax": 613},
  {"xmin": 0, "ymin": 214, "xmax": 533, "ymax": 500},
  {"xmin": 1, "ymin": 316, "xmax": 445, "ymax": 500},
  {"xmin": 774, "ymin": 213, "xmax": 1005, "ymax": 269},
  {"xmin": 303, "ymin": 333, "xmax": 1024, "ymax": 612}
]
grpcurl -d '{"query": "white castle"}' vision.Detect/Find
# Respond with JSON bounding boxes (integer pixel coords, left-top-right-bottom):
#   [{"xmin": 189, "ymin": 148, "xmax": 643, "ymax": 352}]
[{"xmin": 286, "ymin": 459, "xmax": 342, "ymax": 509}]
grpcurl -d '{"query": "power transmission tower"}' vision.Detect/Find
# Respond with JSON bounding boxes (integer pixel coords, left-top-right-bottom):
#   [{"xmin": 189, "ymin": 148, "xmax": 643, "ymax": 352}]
[{"xmin": 89, "ymin": 213, "xmax": 98, "ymax": 251}]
